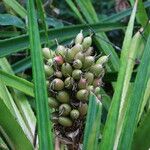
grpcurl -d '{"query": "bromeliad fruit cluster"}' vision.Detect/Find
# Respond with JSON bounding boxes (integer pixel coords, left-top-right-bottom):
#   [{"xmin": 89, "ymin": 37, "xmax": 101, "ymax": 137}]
[{"xmin": 42, "ymin": 31, "xmax": 108, "ymax": 147}]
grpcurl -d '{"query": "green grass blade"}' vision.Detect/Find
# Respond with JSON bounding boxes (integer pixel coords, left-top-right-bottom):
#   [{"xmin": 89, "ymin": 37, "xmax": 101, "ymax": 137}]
[
  {"xmin": 0, "ymin": 22, "xmax": 126, "ymax": 58},
  {"xmin": 0, "ymin": 98, "xmax": 33, "ymax": 150},
  {"xmin": 102, "ymin": 1, "xmax": 150, "ymax": 23},
  {"xmin": 65, "ymin": 0, "xmax": 85, "ymax": 23},
  {"xmin": 0, "ymin": 82, "xmax": 33, "ymax": 144},
  {"xmin": 0, "ymin": 69, "xmax": 34, "ymax": 97},
  {"xmin": 0, "ymin": 31, "xmax": 21, "ymax": 38},
  {"xmin": 0, "ymin": 57, "xmax": 36, "ymax": 138},
  {"xmin": 130, "ymin": 0, "xmax": 150, "ymax": 36},
  {"xmin": 0, "ymin": 136, "xmax": 9, "ymax": 150},
  {"xmin": 83, "ymin": 93, "xmax": 102, "ymax": 150},
  {"xmin": 3, "ymin": 0, "xmax": 27, "ymax": 19},
  {"xmin": 0, "ymin": 14, "xmax": 25, "ymax": 29},
  {"xmin": 132, "ymin": 109, "xmax": 150, "ymax": 150},
  {"xmin": 118, "ymin": 34, "xmax": 150, "ymax": 150},
  {"xmin": 12, "ymin": 56, "xmax": 31, "ymax": 73},
  {"xmin": 138, "ymin": 78, "xmax": 150, "ymax": 120},
  {"xmin": 35, "ymin": 0, "xmax": 50, "ymax": 47},
  {"xmin": 100, "ymin": 1, "xmax": 138, "ymax": 149},
  {"xmin": 114, "ymin": 30, "xmax": 144, "ymax": 148},
  {"xmin": 27, "ymin": 0, "xmax": 53, "ymax": 149}
]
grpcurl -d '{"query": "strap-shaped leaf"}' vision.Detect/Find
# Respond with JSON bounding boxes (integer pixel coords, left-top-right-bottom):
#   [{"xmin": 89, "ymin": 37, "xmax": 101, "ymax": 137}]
[{"xmin": 27, "ymin": 0, "xmax": 53, "ymax": 149}]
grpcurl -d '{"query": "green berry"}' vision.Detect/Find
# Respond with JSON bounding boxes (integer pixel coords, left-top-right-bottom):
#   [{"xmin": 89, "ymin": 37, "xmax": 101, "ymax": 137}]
[
  {"xmin": 72, "ymin": 69, "xmax": 82, "ymax": 80},
  {"xmin": 76, "ymin": 89, "xmax": 89, "ymax": 101},
  {"xmin": 55, "ymin": 45, "xmax": 66, "ymax": 56},
  {"xmin": 51, "ymin": 78, "xmax": 64, "ymax": 91},
  {"xmin": 64, "ymin": 77, "xmax": 74, "ymax": 89},
  {"xmin": 96, "ymin": 55, "xmax": 110, "ymax": 65},
  {"xmin": 82, "ymin": 36, "xmax": 92, "ymax": 50},
  {"xmin": 61, "ymin": 63, "xmax": 73, "ymax": 77},
  {"xmin": 84, "ymin": 72, "xmax": 94, "ymax": 85},
  {"xmin": 48, "ymin": 97, "xmax": 59, "ymax": 108},
  {"xmin": 59, "ymin": 104, "xmax": 71, "ymax": 116},
  {"xmin": 58, "ymin": 117, "xmax": 73, "ymax": 127},
  {"xmin": 44, "ymin": 65, "xmax": 54, "ymax": 77},
  {"xmin": 75, "ymin": 30, "xmax": 83, "ymax": 44},
  {"xmin": 78, "ymin": 103, "xmax": 88, "ymax": 117},
  {"xmin": 70, "ymin": 109, "xmax": 80, "ymax": 120},
  {"xmin": 83, "ymin": 56, "xmax": 95, "ymax": 69},
  {"xmin": 56, "ymin": 91, "xmax": 70, "ymax": 103},
  {"xmin": 73, "ymin": 59, "xmax": 82, "ymax": 69},
  {"xmin": 78, "ymin": 78, "xmax": 87, "ymax": 89},
  {"xmin": 89, "ymin": 64, "xmax": 103, "ymax": 77},
  {"xmin": 42, "ymin": 47, "xmax": 51, "ymax": 59}
]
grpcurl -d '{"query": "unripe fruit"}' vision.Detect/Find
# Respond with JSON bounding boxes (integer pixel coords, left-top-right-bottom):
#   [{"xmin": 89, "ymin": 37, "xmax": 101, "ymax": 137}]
[
  {"xmin": 44, "ymin": 65, "xmax": 54, "ymax": 76},
  {"xmin": 75, "ymin": 30, "xmax": 83, "ymax": 44},
  {"xmin": 72, "ymin": 69, "xmax": 82, "ymax": 80},
  {"xmin": 54, "ymin": 55, "xmax": 64, "ymax": 65},
  {"xmin": 61, "ymin": 63, "xmax": 73, "ymax": 77},
  {"xmin": 65, "ymin": 49, "xmax": 74, "ymax": 63},
  {"xmin": 56, "ymin": 45, "xmax": 66, "ymax": 56},
  {"xmin": 64, "ymin": 77, "xmax": 74, "ymax": 89},
  {"xmin": 55, "ymin": 71, "xmax": 62, "ymax": 78},
  {"xmin": 42, "ymin": 47, "xmax": 51, "ymax": 59},
  {"xmin": 89, "ymin": 64, "xmax": 103, "ymax": 77},
  {"xmin": 70, "ymin": 109, "xmax": 80, "ymax": 120},
  {"xmin": 56, "ymin": 91, "xmax": 70, "ymax": 103},
  {"xmin": 59, "ymin": 104, "xmax": 71, "ymax": 116},
  {"xmin": 58, "ymin": 117, "xmax": 73, "ymax": 127},
  {"xmin": 76, "ymin": 89, "xmax": 89, "ymax": 101},
  {"xmin": 71, "ymin": 44, "xmax": 83, "ymax": 57},
  {"xmin": 51, "ymin": 78, "xmax": 64, "ymax": 91},
  {"xmin": 84, "ymin": 47, "xmax": 93, "ymax": 56},
  {"xmin": 86, "ymin": 85, "xmax": 94, "ymax": 92},
  {"xmin": 78, "ymin": 103, "xmax": 88, "ymax": 117},
  {"xmin": 94, "ymin": 87, "xmax": 101, "ymax": 95},
  {"xmin": 84, "ymin": 72, "xmax": 94, "ymax": 85},
  {"xmin": 78, "ymin": 78, "xmax": 87, "ymax": 89},
  {"xmin": 73, "ymin": 59, "xmax": 82, "ymax": 69},
  {"xmin": 46, "ymin": 58, "xmax": 53, "ymax": 66},
  {"xmin": 93, "ymin": 78, "xmax": 102, "ymax": 87},
  {"xmin": 83, "ymin": 56, "xmax": 95, "ymax": 69},
  {"xmin": 82, "ymin": 36, "xmax": 92, "ymax": 50},
  {"xmin": 74, "ymin": 52, "xmax": 85, "ymax": 62},
  {"xmin": 48, "ymin": 97, "xmax": 59, "ymax": 108},
  {"xmin": 96, "ymin": 55, "xmax": 110, "ymax": 65}
]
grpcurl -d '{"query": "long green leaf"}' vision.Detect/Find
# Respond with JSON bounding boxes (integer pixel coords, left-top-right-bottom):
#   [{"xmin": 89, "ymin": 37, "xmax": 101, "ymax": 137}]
[
  {"xmin": 35, "ymin": 0, "xmax": 50, "ymax": 47},
  {"xmin": 65, "ymin": 0, "xmax": 85, "ymax": 23},
  {"xmin": 12, "ymin": 56, "xmax": 31, "ymax": 73},
  {"xmin": 0, "ymin": 98, "xmax": 33, "ymax": 150},
  {"xmin": 102, "ymin": 1, "xmax": 150, "ymax": 23},
  {"xmin": 0, "ymin": 14, "xmax": 25, "ymax": 28},
  {"xmin": 83, "ymin": 93, "xmax": 102, "ymax": 150},
  {"xmin": 100, "ymin": 1, "xmax": 138, "ymax": 149},
  {"xmin": 0, "ymin": 57, "xmax": 36, "ymax": 139},
  {"xmin": 0, "ymin": 22, "xmax": 126, "ymax": 58},
  {"xmin": 132, "ymin": 108, "xmax": 150, "ymax": 150},
  {"xmin": 27, "ymin": 0, "xmax": 53, "ymax": 149},
  {"xmin": 3, "ymin": 0, "xmax": 27, "ymax": 19},
  {"xmin": 0, "ymin": 69, "xmax": 34, "ymax": 97},
  {"xmin": 130, "ymin": 0, "xmax": 150, "ymax": 36},
  {"xmin": 114, "ymin": 29, "xmax": 144, "ymax": 148},
  {"xmin": 118, "ymin": 34, "xmax": 150, "ymax": 149}
]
